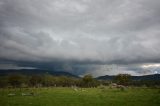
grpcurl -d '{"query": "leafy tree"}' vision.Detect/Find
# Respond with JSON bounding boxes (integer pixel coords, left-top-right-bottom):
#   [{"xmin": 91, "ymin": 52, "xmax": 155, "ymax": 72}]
[
  {"xmin": 83, "ymin": 74, "xmax": 93, "ymax": 82},
  {"xmin": 43, "ymin": 74, "xmax": 57, "ymax": 87},
  {"xmin": 29, "ymin": 75, "xmax": 43, "ymax": 87},
  {"xmin": 8, "ymin": 74, "xmax": 24, "ymax": 87},
  {"xmin": 115, "ymin": 74, "xmax": 131, "ymax": 85},
  {"xmin": 82, "ymin": 74, "xmax": 96, "ymax": 87},
  {"xmin": 56, "ymin": 76, "xmax": 74, "ymax": 87},
  {"xmin": 0, "ymin": 77, "xmax": 8, "ymax": 88}
]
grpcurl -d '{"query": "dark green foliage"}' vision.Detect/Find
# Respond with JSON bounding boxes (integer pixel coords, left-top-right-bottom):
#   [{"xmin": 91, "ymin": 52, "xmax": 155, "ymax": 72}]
[
  {"xmin": 81, "ymin": 74, "xmax": 100, "ymax": 87},
  {"xmin": 42, "ymin": 74, "xmax": 56, "ymax": 87},
  {"xmin": 0, "ymin": 77, "xmax": 8, "ymax": 88},
  {"xmin": 8, "ymin": 74, "xmax": 24, "ymax": 87},
  {"xmin": 0, "ymin": 73, "xmax": 159, "ymax": 88},
  {"xmin": 115, "ymin": 74, "xmax": 131, "ymax": 85},
  {"xmin": 29, "ymin": 75, "xmax": 43, "ymax": 87}
]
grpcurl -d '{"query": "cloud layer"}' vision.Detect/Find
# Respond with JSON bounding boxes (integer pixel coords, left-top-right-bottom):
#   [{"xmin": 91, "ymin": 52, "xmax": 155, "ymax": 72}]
[{"xmin": 0, "ymin": 0, "xmax": 160, "ymax": 76}]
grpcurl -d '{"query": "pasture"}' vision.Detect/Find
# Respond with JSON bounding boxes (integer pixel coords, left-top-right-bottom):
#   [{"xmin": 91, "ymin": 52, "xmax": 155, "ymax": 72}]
[{"xmin": 0, "ymin": 87, "xmax": 160, "ymax": 106}]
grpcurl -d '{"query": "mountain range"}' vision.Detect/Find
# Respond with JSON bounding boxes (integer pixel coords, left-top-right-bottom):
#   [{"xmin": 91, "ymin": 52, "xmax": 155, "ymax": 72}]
[
  {"xmin": 0, "ymin": 69, "xmax": 160, "ymax": 80},
  {"xmin": 97, "ymin": 74, "xmax": 160, "ymax": 81},
  {"xmin": 0, "ymin": 69, "xmax": 78, "ymax": 78}
]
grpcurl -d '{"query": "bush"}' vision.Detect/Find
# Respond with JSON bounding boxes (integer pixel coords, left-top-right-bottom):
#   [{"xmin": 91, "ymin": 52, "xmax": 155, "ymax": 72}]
[
  {"xmin": 120, "ymin": 87, "xmax": 125, "ymax": 91},
  {"xmin": 98, "ymin": 85, "xmax": 106, "ymax": 89},
  {"xmin": 8, "ymin": 74, "xmax": 24, "ymax": 88}
]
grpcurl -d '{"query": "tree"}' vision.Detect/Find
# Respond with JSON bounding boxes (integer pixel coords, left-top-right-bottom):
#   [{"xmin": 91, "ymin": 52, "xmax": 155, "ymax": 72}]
[
  {"xmin": 83, "ymin": 75, "xmax": 93, "ymax": 83},
  {"xmin": 115, "ymin": 74, "xmax": 131, "ymax": 86},
  {"xmin": 29, "ymin": 75, "xmax": 43, "ymax": 87},
  {"xmin": 8, "ymin": 74, "xmax": 24, "ymax": 88},
  {"xmin": 56, "ymin": 76, "xmax": 74, "ymax": 87},
  {"xmin": 82, "ymin": 74, "xmax": 98, "ymax": 87},
  {"xmin": 0, "ymin": 77, "xmax": 8, "ymax": 88},
  {"xmin": 43, "ymin": 74, "xmax": 56, "ymax": 87}
]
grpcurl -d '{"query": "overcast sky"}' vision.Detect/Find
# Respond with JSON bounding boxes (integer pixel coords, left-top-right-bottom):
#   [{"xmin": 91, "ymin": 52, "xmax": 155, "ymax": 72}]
[{"xmin": 0, "ymin": 0, "xmax": 160, "ymax": 76}]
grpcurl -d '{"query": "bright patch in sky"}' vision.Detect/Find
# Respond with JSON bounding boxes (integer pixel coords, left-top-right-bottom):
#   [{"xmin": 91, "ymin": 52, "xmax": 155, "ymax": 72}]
[{"xmin": 142, "ymin": 64, "xmax": 160, "ymax": 68}]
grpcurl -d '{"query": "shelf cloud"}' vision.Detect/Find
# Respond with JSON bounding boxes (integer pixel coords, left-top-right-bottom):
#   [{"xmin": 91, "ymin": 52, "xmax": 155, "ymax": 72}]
[{"xmin": 0, "ymin": 0, "xmax": 160, "ymax": 76}]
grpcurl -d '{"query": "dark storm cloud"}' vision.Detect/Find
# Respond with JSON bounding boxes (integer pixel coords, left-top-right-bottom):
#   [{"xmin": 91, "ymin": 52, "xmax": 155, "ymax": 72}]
[{"xmin": 0, "ymin": 0, "xmax": 160, "ymax": 76}]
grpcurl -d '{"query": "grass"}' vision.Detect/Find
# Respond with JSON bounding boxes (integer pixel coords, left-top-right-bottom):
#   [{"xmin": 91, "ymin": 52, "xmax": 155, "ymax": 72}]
[{"xmin": 0, "ymin": 87, "xmax": 160, "ymax": 106}]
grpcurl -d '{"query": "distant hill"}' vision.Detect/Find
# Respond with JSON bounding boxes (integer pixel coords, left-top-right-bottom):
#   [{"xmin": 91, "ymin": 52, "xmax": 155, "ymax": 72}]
[
  {"xmin": 131, "ymin": 74, "xmax": 160, "ymax": 81},
  {"xmin": 96, "ymin": 74, "xmax": 160, "ymax": 81},
  {"xmin": 96, "ymin": 75, "xmax": 115, "ymax": 80},
  {"xmin": 0, "ymin": 69, "xmax": 79, "ymax": 78}
]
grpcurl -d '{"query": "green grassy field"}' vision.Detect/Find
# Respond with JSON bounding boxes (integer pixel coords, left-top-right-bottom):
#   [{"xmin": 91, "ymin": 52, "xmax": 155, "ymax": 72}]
[{"xmin": 0, "ymin": 87, "xmax": 160, "ymax": 106}]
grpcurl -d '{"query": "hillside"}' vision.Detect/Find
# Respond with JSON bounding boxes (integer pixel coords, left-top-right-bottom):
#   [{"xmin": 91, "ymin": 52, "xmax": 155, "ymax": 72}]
[
  {"xmin": 96, "ymin": 74, "xmax": 160, "ymax": 81},
  {"xmin": 0, "ymin": 69, "xmax": 78, "ymax": 78}
]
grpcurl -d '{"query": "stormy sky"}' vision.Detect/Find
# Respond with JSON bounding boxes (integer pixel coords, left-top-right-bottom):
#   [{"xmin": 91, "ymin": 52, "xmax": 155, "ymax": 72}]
[{"xmin": 0, "ymin": 0, "xmax": 160, "ymax": 77}]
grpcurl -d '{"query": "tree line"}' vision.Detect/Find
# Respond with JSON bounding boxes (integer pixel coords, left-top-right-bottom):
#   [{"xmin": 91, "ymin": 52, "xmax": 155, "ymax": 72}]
[
  {"xmin": 0, "ymin": 74, "xmax": 159, "ymax": 88},
  {"xmin": 0, "ymin": 74, "xmax": 100, "ymax": 88}
]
